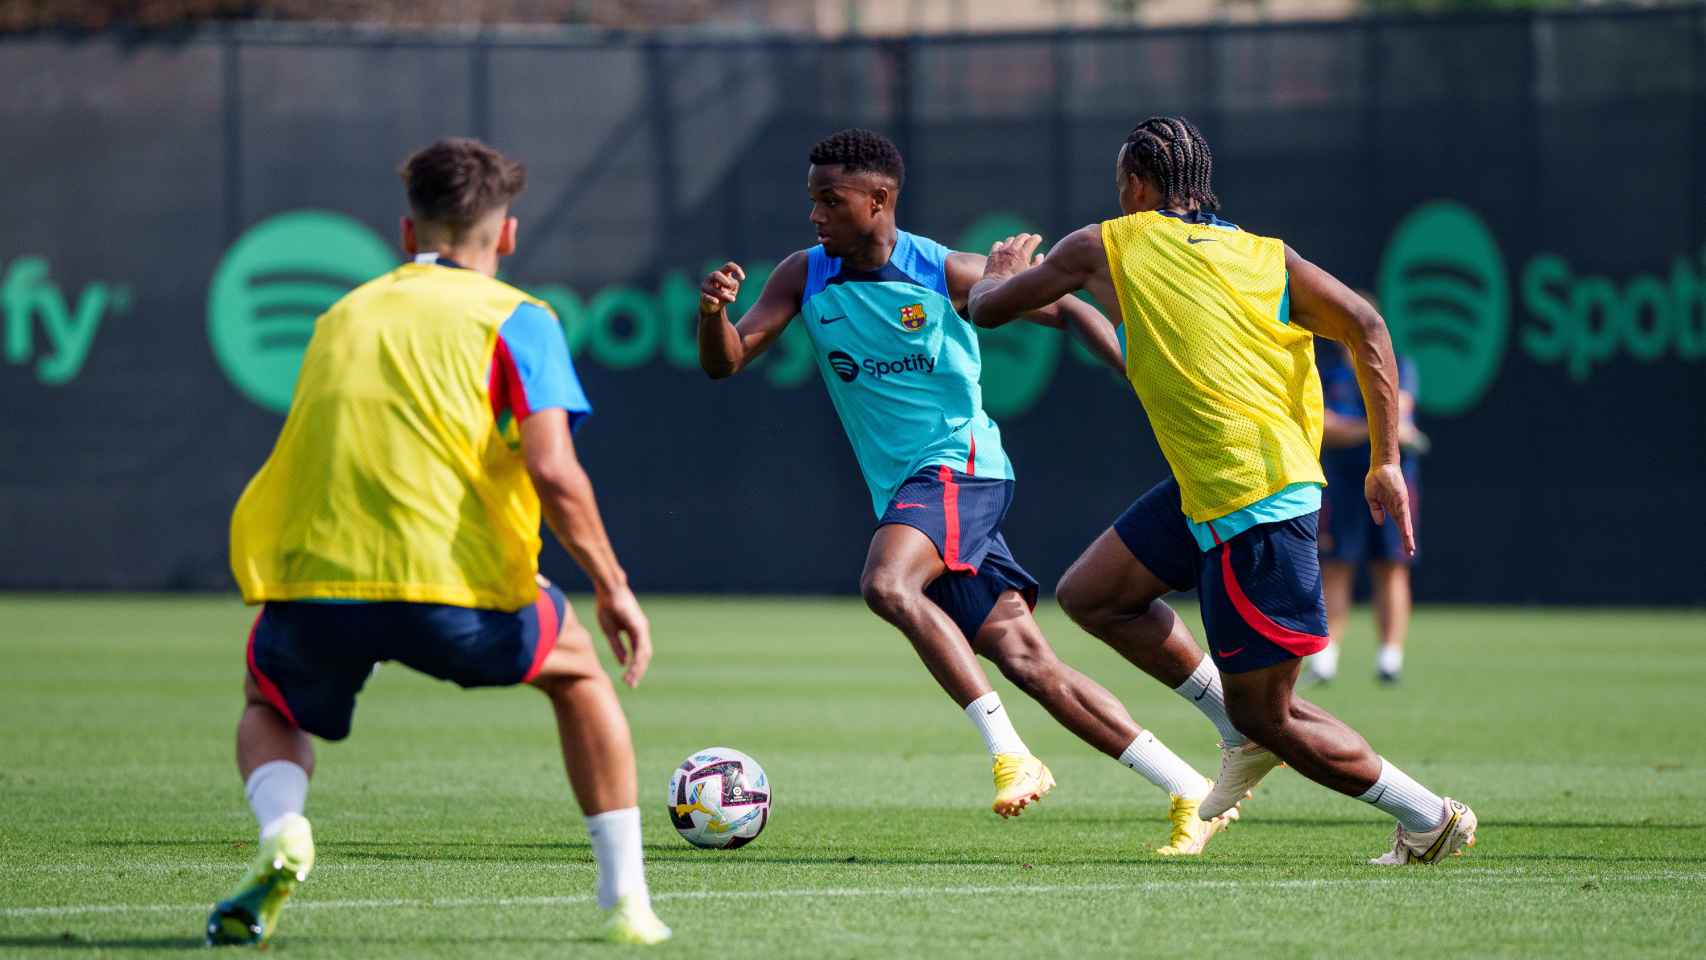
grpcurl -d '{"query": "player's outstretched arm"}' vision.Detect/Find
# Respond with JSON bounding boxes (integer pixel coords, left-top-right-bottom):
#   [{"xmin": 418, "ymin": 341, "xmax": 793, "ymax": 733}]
[
  {"xmin": 698, "ymin": 251, "xmax": 807, "ymax": 379},
  {"xmin": 1283, "ymin": 245, "xmax": 1415, "ymax": 555},
  {"xmin": 521, "ymin": 409, "xmax": 652, "ymax": 687},
  {"xmin": 946, "ymin": 248, "xmax": 1123, "ymax": 374},
  {"xmin": 966, "ymin": 227, "xmax": 1102, "ymax": 329}
]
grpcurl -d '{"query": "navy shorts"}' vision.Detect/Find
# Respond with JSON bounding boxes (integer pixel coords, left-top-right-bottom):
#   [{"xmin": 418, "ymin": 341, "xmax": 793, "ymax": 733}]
[
  {"xmin": 1113, "ymin": 478, "xmax": 1330, "ymax": 674},
  {"xmin": 1320, "ymin": 454, "xmax": 1419, "ymax": 565},
  {"xmin": 245, "ymin": 582, "xmax": 566, "ymax": 741},
  {"xmin": 878, "ymin": 466, "xmax": 1040, "ymax": 641}
]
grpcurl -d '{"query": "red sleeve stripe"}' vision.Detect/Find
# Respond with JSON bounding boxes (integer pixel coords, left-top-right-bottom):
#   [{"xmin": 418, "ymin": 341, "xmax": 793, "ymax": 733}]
[{"xmin": 489, "ymin": 335, "xmax": 532, "ymax": 422}]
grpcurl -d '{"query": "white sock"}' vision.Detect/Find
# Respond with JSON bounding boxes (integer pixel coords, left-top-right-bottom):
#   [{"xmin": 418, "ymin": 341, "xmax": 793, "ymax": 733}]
[
  {"xmin": 245, "ymin": 760, "xmax": 309, "ymax": 840},
  {"xmin": 965, "ymin": 691, "xmax": 1029, "ymax": 756},
  {"xmin": 1377, "ymin": 645, "xmax": 1404, "ymax": 675},
  {"xmin": 1356, "ymin": 758, "xmax": 1448, "ymax": 833},
  {"xmin": 1312, "ymin": 641, "xmax": 1341, "ymax": 679},
  {"xmin": 1172, "ymin": 657, "xmax": 1246, "ymax": 747},
  {"xmin": 586, "ymin": 807, "xmax": 649, "ymax": 911},
  {"xmin": 1118, "ymin": 730, "xmax": 1211, "ymax": 799}
]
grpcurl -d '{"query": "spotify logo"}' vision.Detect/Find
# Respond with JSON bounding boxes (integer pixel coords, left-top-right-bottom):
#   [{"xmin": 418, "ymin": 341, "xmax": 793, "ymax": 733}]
[
  {"xmin": 1377, "ymin": 201, "xmax": 1509, "ymax": 416},
  {"xmin": 208, "ymin": 211, "xmax": 396, "ymax": 413},
  {"xmin": 827, "ymin": 350, "xmax": 860, "ymax": 382}
]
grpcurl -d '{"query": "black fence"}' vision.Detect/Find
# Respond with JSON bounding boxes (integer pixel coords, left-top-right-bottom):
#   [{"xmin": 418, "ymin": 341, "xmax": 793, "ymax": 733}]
[{"xmin": 3, "ymin": 9, "xmax": 1703, "ymax": 604}]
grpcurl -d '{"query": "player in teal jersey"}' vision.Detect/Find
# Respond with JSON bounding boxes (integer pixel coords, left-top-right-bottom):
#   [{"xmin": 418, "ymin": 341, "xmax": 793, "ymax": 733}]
[{"xmin": 696, "ymin": 130, "xmax": 1246, "ymax": 853}]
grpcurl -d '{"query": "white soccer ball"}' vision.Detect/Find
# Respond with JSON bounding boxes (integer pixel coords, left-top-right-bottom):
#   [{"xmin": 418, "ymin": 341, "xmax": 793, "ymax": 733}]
[{"xmin": 666, "ymin": 747, "xmax": 771, "ymax": 849}]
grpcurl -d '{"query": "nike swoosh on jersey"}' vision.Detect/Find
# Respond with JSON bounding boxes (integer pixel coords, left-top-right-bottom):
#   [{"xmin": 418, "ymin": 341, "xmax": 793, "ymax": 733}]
[
  {"xmin": 819, "ymin": 314, "xmax": 847, "ymax": 324},
  {"xmin": 1186, "ymin": 237, "xmax": 1217, "ymax": 245}
]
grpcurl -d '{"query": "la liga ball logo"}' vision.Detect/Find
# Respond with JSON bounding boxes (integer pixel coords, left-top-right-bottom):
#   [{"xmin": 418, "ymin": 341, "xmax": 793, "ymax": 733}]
[
  {"xmin": 898, "ymin": 302, "xmax": 927, "ymax": 330},
  {"xmin": 207, "ymin": 210, "xmax": 396, "ymax": 413}
]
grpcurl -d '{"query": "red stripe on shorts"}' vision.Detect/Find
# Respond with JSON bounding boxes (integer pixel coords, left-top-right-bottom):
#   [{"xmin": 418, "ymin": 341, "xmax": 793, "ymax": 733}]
[
  {"xmin": 1211, "ymin": 528, "xmax": 1329, "ymax": 657},
  {"xmin": 522, "ymin": 588, "xmax": 561, "ymax": 683},
  {"xmin": 245, "ymin": 611, "xmax": 299, "ymax": 727},
  {"xmin": 938, "ymin": 465, "xmax": 976, "ymax": 573}
]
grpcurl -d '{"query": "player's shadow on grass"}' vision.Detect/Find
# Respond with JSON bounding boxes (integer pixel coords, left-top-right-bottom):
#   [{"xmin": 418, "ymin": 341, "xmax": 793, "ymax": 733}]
[{"xmin": 0, "ymin": 935, "xmax": 204, "ymax": 952}]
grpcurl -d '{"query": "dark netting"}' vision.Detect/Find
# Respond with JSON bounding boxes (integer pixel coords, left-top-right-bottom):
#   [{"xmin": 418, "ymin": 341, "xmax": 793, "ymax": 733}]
[{"xmin": 0, "ymin": 11, "xmax": 1700, "ymax": 603}]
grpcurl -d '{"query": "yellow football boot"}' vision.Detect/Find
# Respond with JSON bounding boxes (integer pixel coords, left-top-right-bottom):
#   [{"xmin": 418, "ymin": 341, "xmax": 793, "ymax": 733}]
[
  {"xmin": 205, "ymin": 813, "xmax": 315, "ymax": 946},
  {"xmin": 991, "ymin": 754, "xmax": 1056, "ymax": 818},
  {"xmin": 603, "ymin": 893, "xmax": 673, "ymax": 945},
  {"xmin": 1153, "ymin": 792, "xmax": 1234, "ymax": 856}
]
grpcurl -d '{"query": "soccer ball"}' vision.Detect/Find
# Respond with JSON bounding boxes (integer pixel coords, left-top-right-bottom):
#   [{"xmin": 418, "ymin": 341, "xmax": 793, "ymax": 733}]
[{"xmin": 667, "ymin": 747, "xmax": 770, "ymax": 849}]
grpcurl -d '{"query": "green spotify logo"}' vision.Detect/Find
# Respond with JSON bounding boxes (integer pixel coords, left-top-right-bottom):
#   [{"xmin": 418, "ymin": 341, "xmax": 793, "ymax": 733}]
[
  {"xmin": 959, "ymin": 212, "xmax": 1061, "ymax": 419},
  {"xmin": 208, "ymin": 211, "xmax": 396, "ymax": 413},
  {"xmin": 1377, "ymin": 201, "xmax": 1509, "ymax": 416}
]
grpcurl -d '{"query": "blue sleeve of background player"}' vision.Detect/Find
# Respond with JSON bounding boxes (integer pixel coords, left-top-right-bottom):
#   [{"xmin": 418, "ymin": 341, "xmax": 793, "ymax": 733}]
[{"xmin": 494, "ymin": 301, "xmax": 592, "ymax": 432}]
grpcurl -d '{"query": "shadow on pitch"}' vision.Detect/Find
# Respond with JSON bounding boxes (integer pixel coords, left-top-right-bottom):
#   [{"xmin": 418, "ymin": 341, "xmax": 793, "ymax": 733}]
[{"xmin": 0, "ymin": 935, "xmax": 204, "ymax": 952}]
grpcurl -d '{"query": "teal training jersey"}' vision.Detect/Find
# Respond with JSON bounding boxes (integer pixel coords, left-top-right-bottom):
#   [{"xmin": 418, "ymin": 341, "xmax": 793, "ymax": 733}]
[{"xmin": 799, "ymin": 231, "xmax": 1013, "ymax": 516}]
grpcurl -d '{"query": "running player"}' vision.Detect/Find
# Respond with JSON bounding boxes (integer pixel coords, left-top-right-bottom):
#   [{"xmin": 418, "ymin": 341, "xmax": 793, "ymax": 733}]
[
  {"xmin": 209, "ymin": 138, "xmax": 671, "ymax": 946},
  {"xmin": 967, "ymin": 117, "xmax": 1477, "ymax": 865},
  {"xmin": 1307, "ymin": 315, "xmax": 1427, "ymax": 686},
  {"xmin": 697, "ymin": 129, "xmax": 1250, "ymax": 855}
]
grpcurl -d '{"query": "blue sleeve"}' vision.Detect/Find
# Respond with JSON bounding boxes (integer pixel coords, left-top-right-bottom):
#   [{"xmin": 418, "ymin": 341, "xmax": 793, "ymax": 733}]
[
  {"xmin": 497, "ymin": 301, "xmax": 592, "ymax": 432},
  {"xmin": 1398, "ymin": 355, "xmax": 1419, "ymax": 400}
]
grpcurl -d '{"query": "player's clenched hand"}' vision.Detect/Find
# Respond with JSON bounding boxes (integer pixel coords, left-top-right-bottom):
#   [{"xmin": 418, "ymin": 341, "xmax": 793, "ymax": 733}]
[
  {"xmin": 984, "ymin": 234, "xmax": 1043, "ymax": 280},
  {"xmin": 595, "ymin": 586, "xmax": 654, "ymax": 688},
  {"xmin": 1364, "ymin": 463, "xmax": 1416, "ymax": 556},
  {"xmin": 700, "ymin": 261, "xmax": 746, "ymax": 316}
]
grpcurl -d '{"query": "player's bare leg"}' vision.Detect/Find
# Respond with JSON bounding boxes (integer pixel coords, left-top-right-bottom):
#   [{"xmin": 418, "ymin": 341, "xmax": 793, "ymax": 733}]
[
  {"xmin": 861, "ymin": 524, "xmax": 1051, "ymax": 816},
  {"xmin": 1218, "ymin": 659, "xmax": 1475, "ymax": 863},
  {"xmin": 527, "ymin": 602, "xmax": 668, "ymax": 944},
  {"xmin": 860, "ymin": 523, "xmax": 992, "ymax": 707},
  {"xmin": 1369, "ymin": 560, "xmax": 1411, "ymax": 683},
  {"xmin": 1057, "ymin": 528, "xmax": 1275, "ymax": 813},
  {"xmin": 1308, "ymin": 560, "xmax": 1355, "ymax": 684},
  {"xmin": 972, "ymin": 592, "xmax": 1141, "ymax": 758},
  {"xmin": 974, "ymin": 593, "xmax": 1228, "ymax": 853},
  {"xmin": 1055, "ymin": 529, "xmax": 1205, "ymax": 688},
  {"xmin": 530, "ymin": 602, "xmax": 637, "ymax": 816}
]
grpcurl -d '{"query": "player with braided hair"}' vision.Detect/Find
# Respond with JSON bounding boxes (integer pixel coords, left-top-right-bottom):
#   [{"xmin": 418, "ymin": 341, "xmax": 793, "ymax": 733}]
[
  {"xmin": 695, "ymin": 128, "xmax": 1245, "ymax": 856},
  {"xmin": 968, "ymin": 116, "xmax": 1479, "ymax": 866}
]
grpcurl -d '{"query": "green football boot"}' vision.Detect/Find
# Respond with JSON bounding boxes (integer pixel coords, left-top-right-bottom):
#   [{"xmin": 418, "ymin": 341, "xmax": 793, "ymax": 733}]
[{"xmin": 205, "ymin": 813, "xmax": 315, "ymax": 946}]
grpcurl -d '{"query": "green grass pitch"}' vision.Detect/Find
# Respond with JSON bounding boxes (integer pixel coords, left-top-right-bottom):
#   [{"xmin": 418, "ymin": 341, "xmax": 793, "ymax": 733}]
[{"xmin": 1, "ymin": 595, "xmax": 1703, "ymax": 957}]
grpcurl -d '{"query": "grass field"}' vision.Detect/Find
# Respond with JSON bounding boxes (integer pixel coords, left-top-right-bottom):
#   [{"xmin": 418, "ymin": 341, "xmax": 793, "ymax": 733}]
[{"xmin": 1, "ymin": 595, "xmax": 1703, "ymax": 958}]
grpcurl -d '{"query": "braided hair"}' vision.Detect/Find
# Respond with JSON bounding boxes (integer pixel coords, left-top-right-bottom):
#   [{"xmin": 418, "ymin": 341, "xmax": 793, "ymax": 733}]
[
  {"xmin": 1120, "ymin": 116, "xmax": 1219, "ymax": 212},
  {"xmin": 808, "ymin": 128, "xmax": 905, "ymax": 189}
]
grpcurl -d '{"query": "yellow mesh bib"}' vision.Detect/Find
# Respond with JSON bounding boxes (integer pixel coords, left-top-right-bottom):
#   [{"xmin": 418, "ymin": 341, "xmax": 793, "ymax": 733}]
[
  {"xmin": 229, "ymin": 263, "xmax": 551, "ymax": 611},
  {"xmin": 1101, "ymin": 211, "xmax": 1324, "ymax": 522}
]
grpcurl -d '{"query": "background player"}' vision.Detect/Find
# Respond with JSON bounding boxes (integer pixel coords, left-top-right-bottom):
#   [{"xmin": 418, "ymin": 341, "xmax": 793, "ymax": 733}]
[
  {"xmin": 211, "ymin": 138, "xmax": 671, "ymax": 946},
  {"xmin": 967, "ymin": 116, "xmax": 1477, "ymax": 865},
  {"xmin": 1307, "ymin": 303, "xmax": 1427, "ymax": 686},
  {"xmin": 696, "ymin": 129, "xmax": 1248, "ymax": 855}
]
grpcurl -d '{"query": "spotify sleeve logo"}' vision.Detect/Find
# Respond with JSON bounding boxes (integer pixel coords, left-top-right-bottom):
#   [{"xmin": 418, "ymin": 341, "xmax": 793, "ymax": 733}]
[
  {"xmin": 207, "ymin": 211, "xmax": 397, "ymax": 413},
  {"xmin": 1377, "ymin": 200, "xmax": 1509, "ymax": 416}
]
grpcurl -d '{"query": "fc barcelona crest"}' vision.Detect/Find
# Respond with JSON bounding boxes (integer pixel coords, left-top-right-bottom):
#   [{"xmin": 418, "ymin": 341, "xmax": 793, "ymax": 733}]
[{"xmin": 899, "ymin": 303, "xmax": 927, "ymax": 331}]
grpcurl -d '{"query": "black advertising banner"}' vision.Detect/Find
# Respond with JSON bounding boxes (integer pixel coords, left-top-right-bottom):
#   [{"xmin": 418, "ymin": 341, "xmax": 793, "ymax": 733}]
[{"xmin": 2, "ymin": 12, "xmax": 1702, "ymax": 604}]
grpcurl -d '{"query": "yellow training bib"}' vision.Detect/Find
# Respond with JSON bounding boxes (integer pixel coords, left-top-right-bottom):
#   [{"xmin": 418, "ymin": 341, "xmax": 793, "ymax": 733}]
[
  {"xmin": 1101, "ymin": 210, "xmax": 1324, "ymax": 522},
  {"xmin": 229, "ymin": 262, "xmax": 553, "ymax": 611}
]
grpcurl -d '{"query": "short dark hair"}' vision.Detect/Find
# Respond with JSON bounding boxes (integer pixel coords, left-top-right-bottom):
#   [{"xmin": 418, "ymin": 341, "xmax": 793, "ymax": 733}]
[
  {"xmin": 398, "ymin": 138, "xmax": 527, "ymax": 240},
  {"xmin": 1120, "ymin": 116, "xmax": 1219, "ymax": 212},
  {"xmin": 809, "ymin": 128, "xmax": 905, "ymax": 188}
]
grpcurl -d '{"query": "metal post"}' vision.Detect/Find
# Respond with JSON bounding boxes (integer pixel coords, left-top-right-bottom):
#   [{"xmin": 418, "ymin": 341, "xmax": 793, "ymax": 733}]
[{"xmin": 222, "ymin": 26, "xmax": 243, "ymax": 242}]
